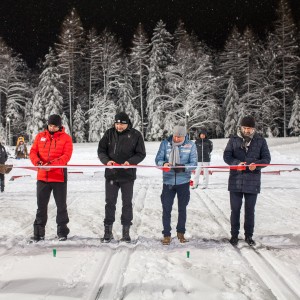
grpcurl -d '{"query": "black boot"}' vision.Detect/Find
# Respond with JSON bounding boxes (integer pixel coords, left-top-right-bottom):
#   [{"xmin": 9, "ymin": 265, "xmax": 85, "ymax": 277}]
[
  {"xmin": 57, "ymin": 225, "xmax": 70, "ymax": 241},
  {"xmin": 245, "ymin": 236, "xmax": 256, "ymax": 246},
  {"xmin": 120, "ymin": 225, "xmax": 131, "ymax": 243},
  {"xmin": 101, "ymin": 225, "xmax": 113, "ymax": 243},
  {"xmin": 229, "ymin": 236, "xmax": 239, "ymax": 246},
  {"xmin": 31, "ymin": 224, "xmax": 45, "ymax": 242}
]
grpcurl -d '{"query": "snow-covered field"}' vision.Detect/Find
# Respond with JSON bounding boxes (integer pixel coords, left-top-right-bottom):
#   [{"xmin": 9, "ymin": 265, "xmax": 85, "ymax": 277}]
[{"xmin": 0, "ymin": 137, "xmax": 300, "ymax": 300}]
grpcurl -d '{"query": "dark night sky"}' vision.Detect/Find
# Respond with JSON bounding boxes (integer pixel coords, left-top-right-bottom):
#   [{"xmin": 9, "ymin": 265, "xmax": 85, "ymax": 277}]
[{"xmin": 0, "ymin": 0, "xmax": 299, "ymax": 68}]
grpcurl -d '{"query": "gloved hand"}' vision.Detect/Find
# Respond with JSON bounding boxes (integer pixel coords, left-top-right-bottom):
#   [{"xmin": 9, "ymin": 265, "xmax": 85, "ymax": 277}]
[{"xmin": 174, "ymin": 163, "xmax": 185, "ymax": 173}]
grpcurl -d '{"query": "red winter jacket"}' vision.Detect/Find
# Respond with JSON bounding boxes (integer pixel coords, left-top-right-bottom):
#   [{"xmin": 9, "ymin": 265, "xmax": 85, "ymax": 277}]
[{"xmin": 30, "ymin": 127, "xmax": 73, "ymax": 182}]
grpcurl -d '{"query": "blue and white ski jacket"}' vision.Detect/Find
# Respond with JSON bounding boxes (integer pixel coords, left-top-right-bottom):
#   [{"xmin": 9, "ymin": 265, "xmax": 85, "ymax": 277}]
[{"xmin": 155, "ymin": 135, "xmax": 198, "ymax": 185}]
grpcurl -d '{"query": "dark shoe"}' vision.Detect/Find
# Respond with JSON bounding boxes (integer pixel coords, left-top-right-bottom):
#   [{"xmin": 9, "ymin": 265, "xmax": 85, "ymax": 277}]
[
  {"xmin": 229, "ymin": 236, "xmax": 239, "ymax": 246},
  {"xmin": 34, "ymin": 224, "xmax": 45, "ymax": 238},
  {"xmin": 31, "ymin": 235, "xmax": 45, "ymax": 242},
  {"xmin": 245, "ymin": 236, "xmax": 256, "ymax": 246},
  {"xmin": 177, "ymin": 232, "xmax": 188, "ymax": 243},
  {"xmin": 57, "ymin": 225, "xmax": 70, "ymax": 237},
  {"xmin": 58, "ymin": 236, "xmax": 67, "ymax": 241},
  {"xmin": 101, "ymin": 225, "xmax": 113, "ymax": 243},
  {"xmin": 120, "ymin": 225, "xmax": 131, "ymax": 243}
]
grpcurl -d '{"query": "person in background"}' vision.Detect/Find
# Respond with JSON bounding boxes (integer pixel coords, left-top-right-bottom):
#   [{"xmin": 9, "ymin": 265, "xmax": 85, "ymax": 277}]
[
  {"xmin": 15, "ymin": 138, "xmax": 28, "ymax": 159},
  {"xmin": 155, "ymin": 123, "xmax": 198, "ymax": 245},
  {"xmin": 223, "ymin": 116, "xmax": 271, "ymax": 246},
  {"xmin": 29, "ymin": 114, "xmax": 73, "ymax": 242},
  {"xmin": 98, "ymin": 112, "xmax": 146, "ymax": 243},
  {"xmin": 191, "ymin": 128, "xmax": 213, "ymax": 189},
  {"xmin": 0, "ymin": 141, "xmax": 8, "ymax": 192}
]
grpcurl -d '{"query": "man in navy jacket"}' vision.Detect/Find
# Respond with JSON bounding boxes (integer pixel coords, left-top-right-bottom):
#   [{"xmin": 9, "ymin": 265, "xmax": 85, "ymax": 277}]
[{"xmin": 223, "ymin": 116, "xmax": 271, "ymax": 246}]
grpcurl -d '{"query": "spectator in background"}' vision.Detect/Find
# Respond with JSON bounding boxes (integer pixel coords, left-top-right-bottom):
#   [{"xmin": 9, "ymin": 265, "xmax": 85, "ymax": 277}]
[{"xmin": 191, "ymin": 128, "xmax": 213, "ymax": 189}]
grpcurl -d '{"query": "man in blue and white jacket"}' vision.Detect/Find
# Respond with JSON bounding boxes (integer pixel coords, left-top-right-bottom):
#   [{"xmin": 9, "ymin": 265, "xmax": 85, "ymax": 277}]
[{"xmin": 155, "ymin": 123, "xmax": 198, "ymax": 245}]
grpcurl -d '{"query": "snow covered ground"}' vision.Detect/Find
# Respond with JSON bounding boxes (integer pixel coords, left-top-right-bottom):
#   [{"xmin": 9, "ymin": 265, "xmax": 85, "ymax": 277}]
[{"xmin": 0, "ymin": 137, "xmax": 299, "ymax": 300}]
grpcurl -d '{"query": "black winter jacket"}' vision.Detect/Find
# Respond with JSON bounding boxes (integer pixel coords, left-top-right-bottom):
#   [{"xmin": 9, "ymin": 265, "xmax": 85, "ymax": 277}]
[
  {"xmin": 98, "ymin": 126, "xmax": 146, "ymax": 182},
  {"xmin": 223, "ymin": 133, "xmax": 271, "ymax": 194},
  {"xmin": 0, "ymin": 144, "xmax": 8, "ymax": 164},
  {"xmin": 195, "ymin": 138, "xmax": 213, "ymax": 162}
]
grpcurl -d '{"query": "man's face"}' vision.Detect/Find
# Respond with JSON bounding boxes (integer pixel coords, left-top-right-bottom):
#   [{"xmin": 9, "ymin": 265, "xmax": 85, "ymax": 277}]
[
  {"xmin": 173, "ymin": 135, "xmax": 185, "ymax": 143},
  {"xmin": 200, "ymin": 133, "xmax": 206, "ymax": 139},
  {"xmin": 48, "ymin": 124, "xmax": 60, "ymax": 133},
  {"xmin": 115, "ymin": 122, "xmax": 128, "ymax": 132},
  {"xmin": 241, "ymin": 126, "xmax": 254, "ymax": 136}
]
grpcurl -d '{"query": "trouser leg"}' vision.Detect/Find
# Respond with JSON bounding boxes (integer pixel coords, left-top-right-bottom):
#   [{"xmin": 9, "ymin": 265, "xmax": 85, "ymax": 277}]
[
  {"xmin": 203, "ymin": 162, "xmax": 210, "ymax": 187},
  {"xmin": 161, "ymin": 184, "xmax": 176, "ymax": 237},
  {"xmin": 120, "ymin": 181, "xmax": 134, "ymax": 226},
  {"xmin": 34, "ymin": 181, "xmax": 52, "ymax": 236},
  {"xmin": 176, "ymin": 183, "xmax": 190, "ymax": 234},
  {"xmin": 52, "ymin": 182, "xmax": 69, "ymax": 236},
  {"xmin": 192, "ymin": 163, "xmax": 201, "ymax": 187},
  {"xmin": 104, "ymin": 180, "xmax": 120, "ymax": 225},
  {"xmin": 230, "ymin": 192, "xmax": 243, "ymax": 237},
  {"xmin": 244, "ymin": 193, "xmax": 257, "ymax": 237},
  {"xmin": 0, "ymin": 174, "xmax": 4, "ymax": 192}
]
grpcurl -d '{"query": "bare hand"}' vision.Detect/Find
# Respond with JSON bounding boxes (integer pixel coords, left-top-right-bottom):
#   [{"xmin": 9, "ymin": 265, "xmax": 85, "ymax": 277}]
[
  {"xmin": 249, "ymin": 163, "xmax": 256, "ymax": 171},
  {"xmin": 107, "ymin": 161, "xmax": 115, "ymax": 166}
]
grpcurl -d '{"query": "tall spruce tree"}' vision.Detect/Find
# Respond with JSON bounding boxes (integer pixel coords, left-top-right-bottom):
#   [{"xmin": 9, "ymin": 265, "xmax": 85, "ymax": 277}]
[{"xmin": 129, "ymin": 23, "xmax": 150, "ymax": 138}]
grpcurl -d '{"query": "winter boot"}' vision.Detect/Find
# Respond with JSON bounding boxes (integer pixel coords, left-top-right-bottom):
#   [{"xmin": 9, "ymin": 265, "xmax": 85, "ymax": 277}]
[
  {"xmin": 161, "ymin": 236, "xmax": 171, "ymax": 245},
  {"xmin": 57, "ymin": 225, "xmax": 70, "ymax": 241},
  {"xmin": 245, "ymin": 236, "xmax": 256, "ymax": 246},
  {"xmin": 229, "ymin": 236, "xmax": 239, "ymax": 246},
  {"xmin": 120, "ymin": 225, "xmax": 131, "ymax": 243},
  {"xmin": 31, "ymin": 225, "xmax": 45, "ymax": 242},
  {"xmin": 177, "ymin": 232, "xmax": 188, "ymax": 243},
  {"xmin": 101, "ymin": 225, "xmax": 113, "ymax": 243}
]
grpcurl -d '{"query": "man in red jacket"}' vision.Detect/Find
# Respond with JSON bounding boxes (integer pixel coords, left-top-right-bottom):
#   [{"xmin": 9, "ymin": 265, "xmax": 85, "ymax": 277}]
[{"xmin": 30, "ymin": 114, "xmax": 73, "ymax": 242}]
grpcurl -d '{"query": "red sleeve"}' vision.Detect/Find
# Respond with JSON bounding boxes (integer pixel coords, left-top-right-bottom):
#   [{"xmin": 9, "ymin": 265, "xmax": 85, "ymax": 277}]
[{"xmin": 29, "ymin": 133, "xmax": 42, "ymax": 166}]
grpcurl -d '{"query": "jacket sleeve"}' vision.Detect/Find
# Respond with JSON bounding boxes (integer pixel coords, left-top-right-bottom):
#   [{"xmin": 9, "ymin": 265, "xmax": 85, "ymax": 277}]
[
  {"xmin": 184, "ymin": 142, "xmax": 198, "ymax": 171},
  {"xmin": 209, "ymin": 140, "xmax": 213, "ymax": 153},
  {"xmin": 127, "ymin": 133, "xmax": 146, "ymax": 165},
  {"xmin": 97, "ymin": 131, "xmax": 111, "ymax": 164},
  {"xmin": 223, "ymin": 138, "xmax": 242, "ymax": 166},
  {"xmin": 155, "ymin": 141, "xmax": 167, "ymax": 166},
  {"xmin": 49, "ymin": 135, "xmax": 73, "ymax": 166},
  {"xmin": 254, "ymin": 139, "xmax": 271, "ymax": 169},
  {"xmin": 29, "ymin": 134, "xmax": 42, "ymax": 166}
]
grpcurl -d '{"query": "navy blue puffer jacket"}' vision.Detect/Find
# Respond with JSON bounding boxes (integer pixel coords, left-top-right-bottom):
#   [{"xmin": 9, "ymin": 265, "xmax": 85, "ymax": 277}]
[{"xmin": 223, "ymin": 133, "xmax": 271, "ymax": 194}]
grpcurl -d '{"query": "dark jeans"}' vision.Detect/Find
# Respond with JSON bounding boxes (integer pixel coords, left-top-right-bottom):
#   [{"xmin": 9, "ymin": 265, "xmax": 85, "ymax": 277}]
[
  {"xmin": 230, "ymin": 192, "xmax": 257, "ymax": 238},
  {"xmin": 161, "ymin": 182, "xmax": 190, "ymax": 237},
  {"xmin": 104, "ymin": 180, "xmax": 134, "ymax": 226},
  {"xmin": 34, "ymin": 180, "xmax": 69, "ymax": 236},
  {"xmin": 0, "ymin": 174, "xmax": 4, "ymax": 192}
]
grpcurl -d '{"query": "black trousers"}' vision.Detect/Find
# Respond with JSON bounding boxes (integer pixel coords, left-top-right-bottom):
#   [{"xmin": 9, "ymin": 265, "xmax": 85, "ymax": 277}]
[
  {"xmin": 104, "ymin": 180, "xmax": 134, "ymax": 226},
  {"xmin": 230, "ymin": 192, "xmax": 257, "ymax": 238},
  {"xmin": 34, "ymin": 180, "xmax": 69, "ymax": 236},
  {"xmin": 0, "ymin": 174, "xmax": 4, "ymax": 192}
]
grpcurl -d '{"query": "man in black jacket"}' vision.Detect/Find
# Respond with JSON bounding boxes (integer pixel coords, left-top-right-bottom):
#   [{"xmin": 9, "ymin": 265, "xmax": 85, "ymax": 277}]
[
  {"xmin": 98, "ymin": 112, "xmax": 146, "ymax": 242},
  {"xmin": 223, "ymin": 116, "xmax": 271, "ymax": 246},
  {"xmin": 192, "ymin": 128, "xmax": 213, "ymax": 189},
  {"xmin": 0, "ymin": 141, "xmax": 8, "ymax": 192}
]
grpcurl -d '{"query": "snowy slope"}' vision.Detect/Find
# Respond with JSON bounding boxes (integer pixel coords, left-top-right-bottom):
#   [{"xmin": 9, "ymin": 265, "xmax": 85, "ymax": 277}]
[{"xmin": 0, "ymin": 137, "xmax": 299, "ymax": 300}]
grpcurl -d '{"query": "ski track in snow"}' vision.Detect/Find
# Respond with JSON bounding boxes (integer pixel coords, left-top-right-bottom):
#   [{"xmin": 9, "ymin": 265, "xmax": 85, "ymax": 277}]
[{"xmin": 197, "ymin": 189, "xmax": 300, "ymax": 300}]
